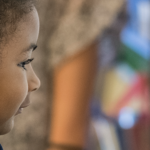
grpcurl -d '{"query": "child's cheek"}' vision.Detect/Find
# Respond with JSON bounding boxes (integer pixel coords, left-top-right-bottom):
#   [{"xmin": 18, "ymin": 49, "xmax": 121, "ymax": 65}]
[{"xmin": 0, "ymin": 74, "xmax": 28, "ymax": 124}]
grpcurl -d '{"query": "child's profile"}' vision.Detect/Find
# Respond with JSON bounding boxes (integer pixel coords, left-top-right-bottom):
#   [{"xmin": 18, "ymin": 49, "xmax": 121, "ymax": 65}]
[{"xmin": 0, "ymin": 0, "xmax": 40, "ymax": 136}]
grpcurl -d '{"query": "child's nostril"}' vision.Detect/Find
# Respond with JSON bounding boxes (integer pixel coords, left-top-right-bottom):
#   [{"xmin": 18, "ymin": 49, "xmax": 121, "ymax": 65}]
[{"xmin": 32, "ymin": 88, "xmax": 37, "ymax": 91}]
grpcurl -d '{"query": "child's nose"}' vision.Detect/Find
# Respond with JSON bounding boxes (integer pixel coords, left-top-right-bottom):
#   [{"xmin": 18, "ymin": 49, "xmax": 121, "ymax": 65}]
[{"xmin": 28, "ymin": 68, "xmax": 41, "ymax": 92}]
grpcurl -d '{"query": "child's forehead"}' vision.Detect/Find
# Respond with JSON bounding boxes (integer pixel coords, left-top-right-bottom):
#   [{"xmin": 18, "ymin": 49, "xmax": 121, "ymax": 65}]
[
  {"xmin": 1, "ymin": 10, "xmax": 39, "ymax": 57},
  {"xmin": 1, "ymin": 9, "xmax": 39, "ymax": 46},
  {"xmin": 0, "ymin": 3, "xmax": 37, "ymax": 49}
]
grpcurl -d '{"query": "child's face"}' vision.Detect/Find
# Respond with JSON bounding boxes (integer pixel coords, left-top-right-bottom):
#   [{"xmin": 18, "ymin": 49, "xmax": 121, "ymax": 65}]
[{"xmin": 0, "ymin": 8, "xmax": 40, "ymax": 134}]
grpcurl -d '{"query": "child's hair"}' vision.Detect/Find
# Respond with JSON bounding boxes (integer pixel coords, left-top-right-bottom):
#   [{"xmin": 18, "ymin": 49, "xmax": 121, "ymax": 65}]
[{"xmin": 0, "ymin": 0, "xmax": 36, "ymax": 46}]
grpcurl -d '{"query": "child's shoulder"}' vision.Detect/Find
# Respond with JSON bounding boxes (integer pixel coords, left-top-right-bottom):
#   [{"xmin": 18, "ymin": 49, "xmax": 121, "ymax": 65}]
[{"xmin": 0, "ymin": 145, "xmax": 3, "ymax": 150}]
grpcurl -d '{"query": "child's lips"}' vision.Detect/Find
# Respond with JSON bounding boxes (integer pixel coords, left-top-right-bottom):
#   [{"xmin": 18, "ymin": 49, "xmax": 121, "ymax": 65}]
[{"xmin": 15, "ymin": 104, "xmax": 30, "ymax": 116}]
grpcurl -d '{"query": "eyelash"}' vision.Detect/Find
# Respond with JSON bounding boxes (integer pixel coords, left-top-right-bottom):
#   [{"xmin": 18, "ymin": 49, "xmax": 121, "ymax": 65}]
[{"xmin": 18, "ymin": 58, "xmax": 34, "ymax": 70}]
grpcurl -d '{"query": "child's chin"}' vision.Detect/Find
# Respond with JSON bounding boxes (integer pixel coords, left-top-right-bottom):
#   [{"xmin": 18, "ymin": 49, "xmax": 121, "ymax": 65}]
[{"xmin": 0, "ymin": 118, "xmax": 14, "ymax": 135}]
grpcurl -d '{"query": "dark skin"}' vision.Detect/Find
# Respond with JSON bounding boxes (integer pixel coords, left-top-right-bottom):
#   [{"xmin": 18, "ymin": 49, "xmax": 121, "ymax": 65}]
[{"xmin": 0, "ymin": 8, "xmax": 40, "ymax": 135}]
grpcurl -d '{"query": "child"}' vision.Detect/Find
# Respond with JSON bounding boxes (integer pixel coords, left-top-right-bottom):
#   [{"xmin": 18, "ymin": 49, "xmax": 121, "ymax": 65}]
[{"xmin": 0, "ymin": 0, "xmax": 40, "ymax": 147}]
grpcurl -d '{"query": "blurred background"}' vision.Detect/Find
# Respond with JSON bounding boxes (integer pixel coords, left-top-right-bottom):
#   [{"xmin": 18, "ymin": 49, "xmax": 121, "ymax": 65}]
[
  {"xmin": 90, "ymin": 0, "xmax": 150, "ymax": 150},
  {"xmin": 0, "ymin": 0, "xmax": 150, "ymax": 150}
]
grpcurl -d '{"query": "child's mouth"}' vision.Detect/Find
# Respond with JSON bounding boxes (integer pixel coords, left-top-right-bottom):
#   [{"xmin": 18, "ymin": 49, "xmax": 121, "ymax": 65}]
[
  {"xmin": 15, "ymin": 104, "xmax": 30, "ymax": 116},
  {"xmin": 15, "ymin": 108, "xmax": 23, "ymax": 115}
]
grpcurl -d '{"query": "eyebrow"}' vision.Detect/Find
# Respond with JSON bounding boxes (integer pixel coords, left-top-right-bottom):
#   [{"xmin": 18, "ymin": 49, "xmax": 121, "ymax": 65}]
[{"xmin": 22, "ymin": 43, "xmax": 38, "ymax": 53}]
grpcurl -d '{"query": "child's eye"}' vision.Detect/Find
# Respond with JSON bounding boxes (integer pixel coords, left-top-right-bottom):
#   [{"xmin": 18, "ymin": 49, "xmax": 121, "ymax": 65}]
[{"xmin": 18, "ymin": 58, "xmax": 34, "ymax": 70}]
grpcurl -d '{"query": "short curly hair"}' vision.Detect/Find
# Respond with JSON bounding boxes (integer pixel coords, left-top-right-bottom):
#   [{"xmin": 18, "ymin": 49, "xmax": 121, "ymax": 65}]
[{"xmin": 0, "ymin": 0, "xmax": 36, "ymax": 46}]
